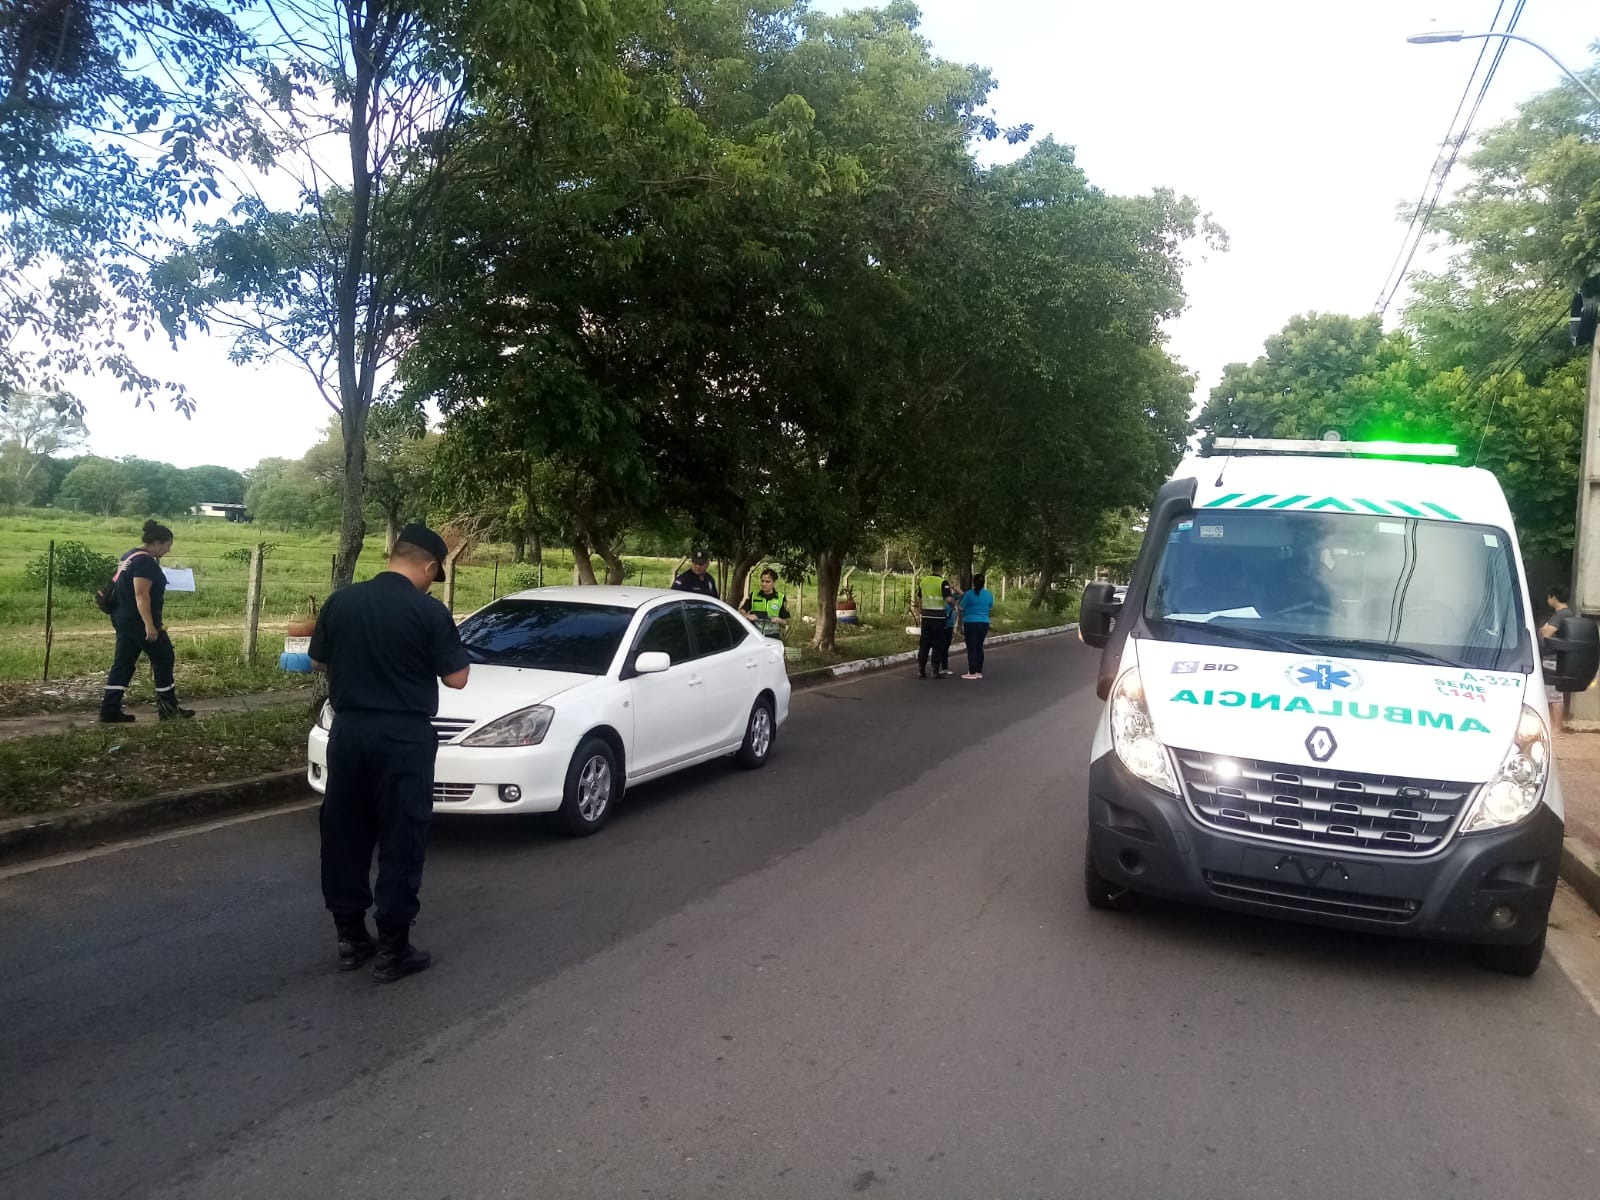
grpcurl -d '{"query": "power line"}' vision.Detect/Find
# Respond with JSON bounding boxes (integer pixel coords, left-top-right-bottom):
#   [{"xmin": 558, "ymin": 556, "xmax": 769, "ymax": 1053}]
[
  {"xmin": 1470, "ymin": 301, "xmax": 1564, "ymax": 466},
  {"xmin": 1374, "ymin": 0, "xmax": 1525, "ymax": 318}
]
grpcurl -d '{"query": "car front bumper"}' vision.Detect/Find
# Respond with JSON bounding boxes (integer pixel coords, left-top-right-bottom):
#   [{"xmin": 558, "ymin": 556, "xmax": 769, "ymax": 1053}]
[
  {"xmin": 1087, "ymin": 753, "xmax": 1563, "ymax": 946},
  {"xmin": 307, "ymin": 725, "xmax": 568, "ymax": 814}
]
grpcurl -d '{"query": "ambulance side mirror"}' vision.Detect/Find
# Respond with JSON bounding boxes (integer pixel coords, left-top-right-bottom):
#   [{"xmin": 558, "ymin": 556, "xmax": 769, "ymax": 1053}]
[
  {"xmin": 1079, "ymin": 583, "xmax": 1122, "ymax": 650},
  {"xmin": 1546, "ymin": 614, "xmax": 1600, "ymax": 693}
]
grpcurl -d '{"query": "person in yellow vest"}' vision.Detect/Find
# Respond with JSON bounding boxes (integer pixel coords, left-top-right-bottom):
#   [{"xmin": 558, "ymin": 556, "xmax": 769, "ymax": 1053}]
[
  {"xmin": 916, "ymin": 560, "xmax": 955, "ymax": 679},
  {"xmin": 741, "ymin": 569, "xmax": 790, "ymax": 633}
]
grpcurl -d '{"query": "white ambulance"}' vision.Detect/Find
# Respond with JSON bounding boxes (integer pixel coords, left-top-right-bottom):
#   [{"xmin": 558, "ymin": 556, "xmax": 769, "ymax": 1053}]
[{"xmin": 1078, "ymin": 439, "xmax": 1600, "ymax": 974}]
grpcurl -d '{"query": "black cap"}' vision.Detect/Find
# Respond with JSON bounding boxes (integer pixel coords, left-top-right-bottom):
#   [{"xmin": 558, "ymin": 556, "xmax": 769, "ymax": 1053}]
[
  {"xmin": 691, "ymin": 548, "xmax": 711, "ymax": 563},
  {"xmin": 396, "ymin": 523, "xmax": 449, "ymax": 582}
]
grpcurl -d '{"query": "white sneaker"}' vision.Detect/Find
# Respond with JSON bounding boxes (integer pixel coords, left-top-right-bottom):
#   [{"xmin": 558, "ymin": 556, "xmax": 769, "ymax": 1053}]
[{"xmin": 961, "ymin": 673, "xmax": 979, "ymax": 680}]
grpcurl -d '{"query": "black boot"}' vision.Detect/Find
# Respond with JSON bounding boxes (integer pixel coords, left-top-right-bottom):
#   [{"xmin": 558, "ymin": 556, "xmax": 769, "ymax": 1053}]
[
  {"xmin": 156, "ymin": 689, "xmax": 195, "ymax": 721},
  {"xmin": 333, "ymin": 913, "xmax": 377, "ymax": 972},
  {"xmin": 373, "ymin": 923, "xmax": 432, "ymax": 983},
  {"xmin": 99, "ymin": 690, "xmax": 136, "ymax": 724}
]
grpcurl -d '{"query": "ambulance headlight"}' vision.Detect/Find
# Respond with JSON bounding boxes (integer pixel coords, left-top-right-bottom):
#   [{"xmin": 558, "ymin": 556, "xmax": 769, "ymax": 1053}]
[
  {"xmin": 461, "ymin": 705, "xmax": 554, "ymax": 747},
  {"xmin": 1110, "ymin": 668, "xmax": 1177, "ymax": 795},
  {"xmin": 1461, "ymin": 705, "xmax": 1549, "ymax": 833},
  {"xmin": 316, "ymin": 702, "xmax": 334, "ymax": 732}
]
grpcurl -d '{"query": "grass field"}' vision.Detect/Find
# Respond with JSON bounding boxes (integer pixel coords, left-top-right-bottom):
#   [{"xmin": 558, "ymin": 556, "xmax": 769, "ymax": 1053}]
[
  {"xmin": 0, "ymin": 509, "xmax": 1065, "ymax": 711},
  {"xmin": 0, "ymin": 702, "xmax": 310, "ymax": 817}
]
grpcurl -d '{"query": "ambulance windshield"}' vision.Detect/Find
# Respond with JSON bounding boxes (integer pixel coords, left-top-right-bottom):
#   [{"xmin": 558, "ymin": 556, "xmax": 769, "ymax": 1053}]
[{"xmin": 1144, "ymin": 510, "xmax": 1530, "ymax": 671}]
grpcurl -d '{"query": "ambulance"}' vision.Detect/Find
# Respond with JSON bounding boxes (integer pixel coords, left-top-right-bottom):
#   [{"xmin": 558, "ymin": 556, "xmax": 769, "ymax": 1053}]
[{"xmin": 1078, "ymin": 439, "xmax": 1600, "ymax": 974}]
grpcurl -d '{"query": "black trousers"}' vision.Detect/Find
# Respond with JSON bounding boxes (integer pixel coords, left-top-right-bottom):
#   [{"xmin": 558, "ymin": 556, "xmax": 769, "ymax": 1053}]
[
  {"xmin": 320, "ymin": 712, "xmax": 436, "ymax": 928},
  {"xmin": 934, "ymin": 625, "xmax": 954, "ymax": 672},
  {"xmin": 917, "ymin": 616, "xmax": 946, "ymax": 673},
  {"xmin": 965, "ymin": 622, "xmax": 990, "ymax": 674},
  {"xmin": 103, "ymin": 622, "xmax": 176, "ymax": 708}
]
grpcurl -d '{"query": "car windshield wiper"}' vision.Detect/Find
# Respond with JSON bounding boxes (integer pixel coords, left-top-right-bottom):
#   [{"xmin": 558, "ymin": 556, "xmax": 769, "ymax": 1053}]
[
  {"xmin": 1153, "ymin": 619, "xmax": 1319, "ymax": 658},
  {"xmin": 1296, "ymin": 637, "xmax": 1464, "ymax": 668}
]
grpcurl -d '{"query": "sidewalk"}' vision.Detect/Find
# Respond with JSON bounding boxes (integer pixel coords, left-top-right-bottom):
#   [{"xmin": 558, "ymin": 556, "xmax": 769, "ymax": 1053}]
[
  {"xmin": 1556, "ymin": 730, "xmax": 1600, "ymax": 918},
  {"xmin": 0, "ymin": 690, "xmax": 311, "ymax": 742}
]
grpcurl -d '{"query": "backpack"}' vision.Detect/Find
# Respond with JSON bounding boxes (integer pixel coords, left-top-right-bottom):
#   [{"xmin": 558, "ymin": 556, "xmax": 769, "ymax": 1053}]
[{"xmin": 94, "ymin": 550, "xmax": 150, "ymax": 616}]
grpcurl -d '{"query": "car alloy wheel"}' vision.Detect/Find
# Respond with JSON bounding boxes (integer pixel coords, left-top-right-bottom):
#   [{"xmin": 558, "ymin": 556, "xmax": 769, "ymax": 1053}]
[
  {"xmin": 736, "ymin": 698, "xmax": 776, "ymax": 769},
  {"xmin": 577, "ymin": 753, "xmax": 612, "ymax": 823}
]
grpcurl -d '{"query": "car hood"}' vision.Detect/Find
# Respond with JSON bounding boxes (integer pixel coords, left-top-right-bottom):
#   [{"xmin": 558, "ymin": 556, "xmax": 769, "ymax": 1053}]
[
  {"xmin": 1132, "ymin": 636, "xmax": 1527, "ymax": 783},
  {"xmin": 435, "ymin": 664, "xmax": 593, "ymax": 724}
]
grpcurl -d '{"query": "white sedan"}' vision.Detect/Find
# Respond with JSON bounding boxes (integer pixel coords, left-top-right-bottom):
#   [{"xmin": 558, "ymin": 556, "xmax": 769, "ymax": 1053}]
[{"xmin": 306, "ymin": 586, "xmax": 791, "ymax": 835}]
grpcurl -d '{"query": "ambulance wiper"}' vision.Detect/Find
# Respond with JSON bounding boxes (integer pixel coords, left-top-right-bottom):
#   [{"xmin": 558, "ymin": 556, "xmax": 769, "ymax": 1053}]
[
  {"xmin": 1168, "ymin": 622, "xmax": 1319, "ymax": 658},
  {"xmin": 1299, "ymin": 637, "xmax": 1462, "ymax": 668}
]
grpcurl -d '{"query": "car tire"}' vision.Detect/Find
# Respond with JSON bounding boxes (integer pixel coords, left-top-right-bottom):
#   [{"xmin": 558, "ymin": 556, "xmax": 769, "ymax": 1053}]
[
  {"xmin": 557, "ymin": 737, "xmax": 620, "ymax": 837},
  {"xmin": 1474, "ymin": 925, "xmax": 1546, "ymax": 977},
  {"xmin": 1084, "ymin": 839, "xmax": 1139, "ymax": 912},
  {"xmin": 734, "ymin": 697, "xmax": 776, "ymax": 769}
]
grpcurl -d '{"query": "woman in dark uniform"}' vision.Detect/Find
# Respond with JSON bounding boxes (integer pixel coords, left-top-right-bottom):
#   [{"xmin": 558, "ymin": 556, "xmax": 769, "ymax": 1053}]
[{"xmin": 99, "ymin": 519, "xmax": 194, "ymax": 723}]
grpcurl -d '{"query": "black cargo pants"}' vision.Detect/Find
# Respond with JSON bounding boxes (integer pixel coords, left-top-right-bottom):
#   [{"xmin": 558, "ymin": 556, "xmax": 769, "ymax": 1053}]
[
  {"xmin": 320, "ymin": 711, "xmax": 436, "ymax": 928},
  {"xmin": 917, "ymin": 615, "xmax": 946, "ymax": 674}
]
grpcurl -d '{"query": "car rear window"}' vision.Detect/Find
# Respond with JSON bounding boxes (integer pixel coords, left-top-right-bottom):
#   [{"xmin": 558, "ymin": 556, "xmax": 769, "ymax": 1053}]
[{"xmin": 457, "ymin": 600, "xmax": 634, "ymax": 674}]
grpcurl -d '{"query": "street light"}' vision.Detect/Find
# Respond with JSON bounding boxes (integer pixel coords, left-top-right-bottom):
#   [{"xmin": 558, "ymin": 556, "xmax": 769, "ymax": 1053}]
[{"xmin": 1406, "ymin": 30, "xmax": 1600, "ymax": 107}]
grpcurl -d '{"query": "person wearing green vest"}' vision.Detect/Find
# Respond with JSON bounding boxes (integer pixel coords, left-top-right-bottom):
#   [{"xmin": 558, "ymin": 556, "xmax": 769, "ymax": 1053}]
[
  {"xmin": 740, "ymin": 569, "xmax": 790, "ymax": 636},
  {"xmin": 916, "ymin": 560, "xmax": 955, "ymax": 679}
]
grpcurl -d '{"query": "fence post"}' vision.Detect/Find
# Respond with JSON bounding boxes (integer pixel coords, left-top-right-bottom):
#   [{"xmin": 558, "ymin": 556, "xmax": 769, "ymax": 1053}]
[
  {"xmin": 243, "ymin": 542, "xmax": 265, "ymax": 664},
  {"xmin": 1001, "ymin": 575, "xmax": 1007, "ymax": 603},
  {"xmin": 445, "ymin": 554, "xmax": 458, "ymax": 614},
  {"xmin": 42, "ymin": 540, "xmax": 55, "ymax": 682},
  {"xmin": 330, "ymin": 553, "xmax": 336, "ymax": 588},
  {"xmin": 492, "ymin": 556, "xmax": 500, "ymax": 600}
]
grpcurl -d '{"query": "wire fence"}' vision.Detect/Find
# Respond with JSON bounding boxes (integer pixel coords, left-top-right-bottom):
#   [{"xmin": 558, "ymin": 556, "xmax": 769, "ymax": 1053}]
[{"xmin": 3, "ymin": 535, "xmax": 1012, "ymax": 682}]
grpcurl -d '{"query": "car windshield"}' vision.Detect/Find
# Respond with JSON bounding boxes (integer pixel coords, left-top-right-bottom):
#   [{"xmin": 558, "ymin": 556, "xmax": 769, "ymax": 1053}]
[
  {"xmin": 457, "ymin": 600, "xmax": 634, "ymax": 674},
  {"xmin": 1144, "ymin": 509, "xmax": 1531, "ymax": 671}
]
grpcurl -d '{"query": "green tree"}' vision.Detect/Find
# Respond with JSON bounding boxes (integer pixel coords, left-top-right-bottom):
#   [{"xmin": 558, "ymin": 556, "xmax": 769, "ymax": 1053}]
[
  {"xmin": 0, "ymin": 389, "xmax": 88, "ymax": 503},
  {"xmin": 57, "ymin": 456, "xmax": 134, "ymax": 515},
  {"xmin": 1, "ymin": 1, "xmax": 250, "ymax": 410},
  {"xmin": 184, "ymin": 464, "xmax": 247, "ymax": 505}
]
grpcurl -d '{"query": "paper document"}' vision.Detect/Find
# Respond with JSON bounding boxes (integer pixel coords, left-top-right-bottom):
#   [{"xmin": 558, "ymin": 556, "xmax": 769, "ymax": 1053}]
[{"xmin": 163, "ymin": 566, "xmax": 196, "ymax": 592}]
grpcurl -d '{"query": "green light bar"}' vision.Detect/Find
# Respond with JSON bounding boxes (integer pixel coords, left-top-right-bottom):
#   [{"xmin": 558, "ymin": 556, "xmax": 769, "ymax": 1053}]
[{"xmin": 1213, "ymin": 438, "xmax": 1459, "ymax": 460}]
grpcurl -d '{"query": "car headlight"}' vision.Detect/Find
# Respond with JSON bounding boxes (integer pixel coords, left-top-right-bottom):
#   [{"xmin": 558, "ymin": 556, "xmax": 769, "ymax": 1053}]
[
  {"xmin": 460, "ymin": 705, "xmax": 555, "ymax": 748},
  {"xmin": 317, "ymin": 702, "xmax": 333, "ymax": 731},
  {"xmin": 1110, "ymin": 668, "xmax": 1177, "ymax": 794},
  {"xmin": 1460, "ymin": 705, "xmax": 1549, "ymax": 833}
]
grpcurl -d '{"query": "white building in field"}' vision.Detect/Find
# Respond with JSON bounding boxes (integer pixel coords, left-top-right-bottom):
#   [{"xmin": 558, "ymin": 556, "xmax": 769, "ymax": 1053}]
[{"xmin": 194, "ymin": 502, "xmax": 250, "ymax": 522}]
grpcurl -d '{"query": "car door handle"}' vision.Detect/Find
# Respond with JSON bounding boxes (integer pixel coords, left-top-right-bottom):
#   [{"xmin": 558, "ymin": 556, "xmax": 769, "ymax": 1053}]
[
  {"xmin": 688, "ymin": 676, "xmax": 704, "ymax": 687},
  {"xmin": 745, "ymin": 659, "xmax": 758, "ymax": 670}
]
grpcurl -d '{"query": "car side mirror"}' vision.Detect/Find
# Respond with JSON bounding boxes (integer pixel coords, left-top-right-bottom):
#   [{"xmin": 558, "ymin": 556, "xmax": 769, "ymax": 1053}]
[
  {"xmin": 634, "ymin": 651, "xmax": 672, "ymax": 675},
  {"xmin": 1546, "ymin": 614, "xmax": 1600, "ymax": 693},
  {"xmin": 1079, "ymin": 582, "xmax": 1122, "ymax": 650}
]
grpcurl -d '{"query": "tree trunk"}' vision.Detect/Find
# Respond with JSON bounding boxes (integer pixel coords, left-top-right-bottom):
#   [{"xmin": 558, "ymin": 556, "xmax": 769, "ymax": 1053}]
[
  {"xmin": 510, "ymin": 528, "xmax": 526, "ymax": 563},
  {"xmin": 729, "ymin": 549, "xmax": 765, "ymax": 606},
  {"xmin": 594, "ymin": 538, "xmax": 627, "ymax": 585},
  {"xmin": 810, "ymin": 549, "xmax": 843, "ymax": 652},
  {"xmin": 333, "ymin": 413, "xmax": 368, "ymax": 589},
  {"xmin": 572, "ymin": 536, "xmax": 599, "ymax": 585},
  {"xmin": 1031, "ymin": 540, "xmax": 1055, "ymax": 609},
  {"xmin": 531, "ymin": 527, "xmax": 543, "ymax": 565},
  {"xmin": 384, "ymin": 508, "xmax": 399, "ymax": 555}
]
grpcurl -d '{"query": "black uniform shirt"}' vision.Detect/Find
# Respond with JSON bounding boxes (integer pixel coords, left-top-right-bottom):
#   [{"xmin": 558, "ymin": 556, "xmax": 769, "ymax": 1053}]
[
  {"xmin": 672, "ymin": 568, "xmax": 719, "ymax": 598},
  {"xmin": 114, "ymin": 550, "xmax": 167, "ymax": 626},
  {"xmin": 309, "ymin": 572, "xmax": 470, "ymax": 717}
]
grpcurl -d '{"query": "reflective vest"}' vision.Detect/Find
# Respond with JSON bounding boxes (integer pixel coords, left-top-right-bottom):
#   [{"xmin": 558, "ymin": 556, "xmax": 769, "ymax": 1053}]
[
  {"xmin": 920, "ymin": 574, "xmax": 946, "ymax": 616},
  {"xmin": 750, "ymin": 590, "xmax": 784, "ymax": 620}
]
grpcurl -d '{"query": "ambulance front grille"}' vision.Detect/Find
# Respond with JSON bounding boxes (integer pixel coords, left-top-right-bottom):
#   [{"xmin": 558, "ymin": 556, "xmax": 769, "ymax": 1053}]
[{"xmin": 1173, "ymin": 752, "xmax": 1475, "ymax": 857}]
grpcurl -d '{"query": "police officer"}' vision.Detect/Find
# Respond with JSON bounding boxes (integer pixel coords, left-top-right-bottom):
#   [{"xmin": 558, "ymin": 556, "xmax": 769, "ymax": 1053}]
[
  {"xmin": 672, "ymin": 548, "xmax": 719, "ymax": 597},
  {"xmin": 917, "ymin": 560, "xmax": 955, "ymax": 678},
  {"xmin": 309, "ymin": 524, "xmax": 470, "ymax": 982},
  {"xmin": 741, "ymin": 568, "xmax": 790, "ymax": 631}
]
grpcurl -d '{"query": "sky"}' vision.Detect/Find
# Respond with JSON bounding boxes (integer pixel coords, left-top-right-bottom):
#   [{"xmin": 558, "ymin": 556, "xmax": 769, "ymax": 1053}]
[{"xmin": 73, "ymin": 0, "xmax": 1600, "ymax": 472}]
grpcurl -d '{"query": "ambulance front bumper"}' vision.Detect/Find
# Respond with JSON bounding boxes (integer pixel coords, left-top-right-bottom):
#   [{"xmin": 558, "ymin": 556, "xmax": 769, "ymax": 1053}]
[{"xmin": 1086, "ymin": 753, "xmax": 1562, "ymax": 945}]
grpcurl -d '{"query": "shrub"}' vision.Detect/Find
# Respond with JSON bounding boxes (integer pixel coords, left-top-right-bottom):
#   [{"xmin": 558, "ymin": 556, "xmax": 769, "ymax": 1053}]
[
  {"xmin": 219, "ymin": 543, "xmax": 278, "ymax": 566},
  {"xmin": 504, "ymin": 564, "xmax": 541, "ymax": 591},
  {"xmin": 25, "ymin": 541, "xmax": 119, "ymax": 591}
]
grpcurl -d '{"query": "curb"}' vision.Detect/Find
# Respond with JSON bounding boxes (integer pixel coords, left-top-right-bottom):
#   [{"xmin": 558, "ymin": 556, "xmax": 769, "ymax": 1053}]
[
  {"xmin": 1562, "ymin": 835, "xmax": 1600, "ymax": 919},
  {"xmin": 789, "ymin": 623, "xmax": 1076, "ymax": 691},
  {"xmin": 0, "ymin": 769, "xmax": 311, "ymax": 867}
]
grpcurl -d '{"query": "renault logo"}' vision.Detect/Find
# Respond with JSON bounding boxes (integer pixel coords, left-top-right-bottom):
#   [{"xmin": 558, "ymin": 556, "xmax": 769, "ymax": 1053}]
[{"xmin": 1306, "ymin": 726, "xmax": 1337, "ymax": 763}]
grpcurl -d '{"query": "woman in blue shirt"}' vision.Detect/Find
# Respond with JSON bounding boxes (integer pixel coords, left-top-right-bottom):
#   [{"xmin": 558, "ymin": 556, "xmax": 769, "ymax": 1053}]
[{"xmin": 959, "ymin": 572, "xmax": 994, "ymax": 680}]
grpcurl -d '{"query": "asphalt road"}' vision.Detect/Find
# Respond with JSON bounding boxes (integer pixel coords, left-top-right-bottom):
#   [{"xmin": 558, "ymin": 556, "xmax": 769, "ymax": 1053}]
[{"xmin": 3, "ymin": 636, "xmax": 1600, "ymax": 1200}]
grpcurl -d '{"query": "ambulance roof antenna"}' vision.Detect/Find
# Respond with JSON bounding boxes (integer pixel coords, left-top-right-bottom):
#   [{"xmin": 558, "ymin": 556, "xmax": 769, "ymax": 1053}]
[{"xmin": 1212, "ymin": 439, "xmax": 1233, "ymax": 488}]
